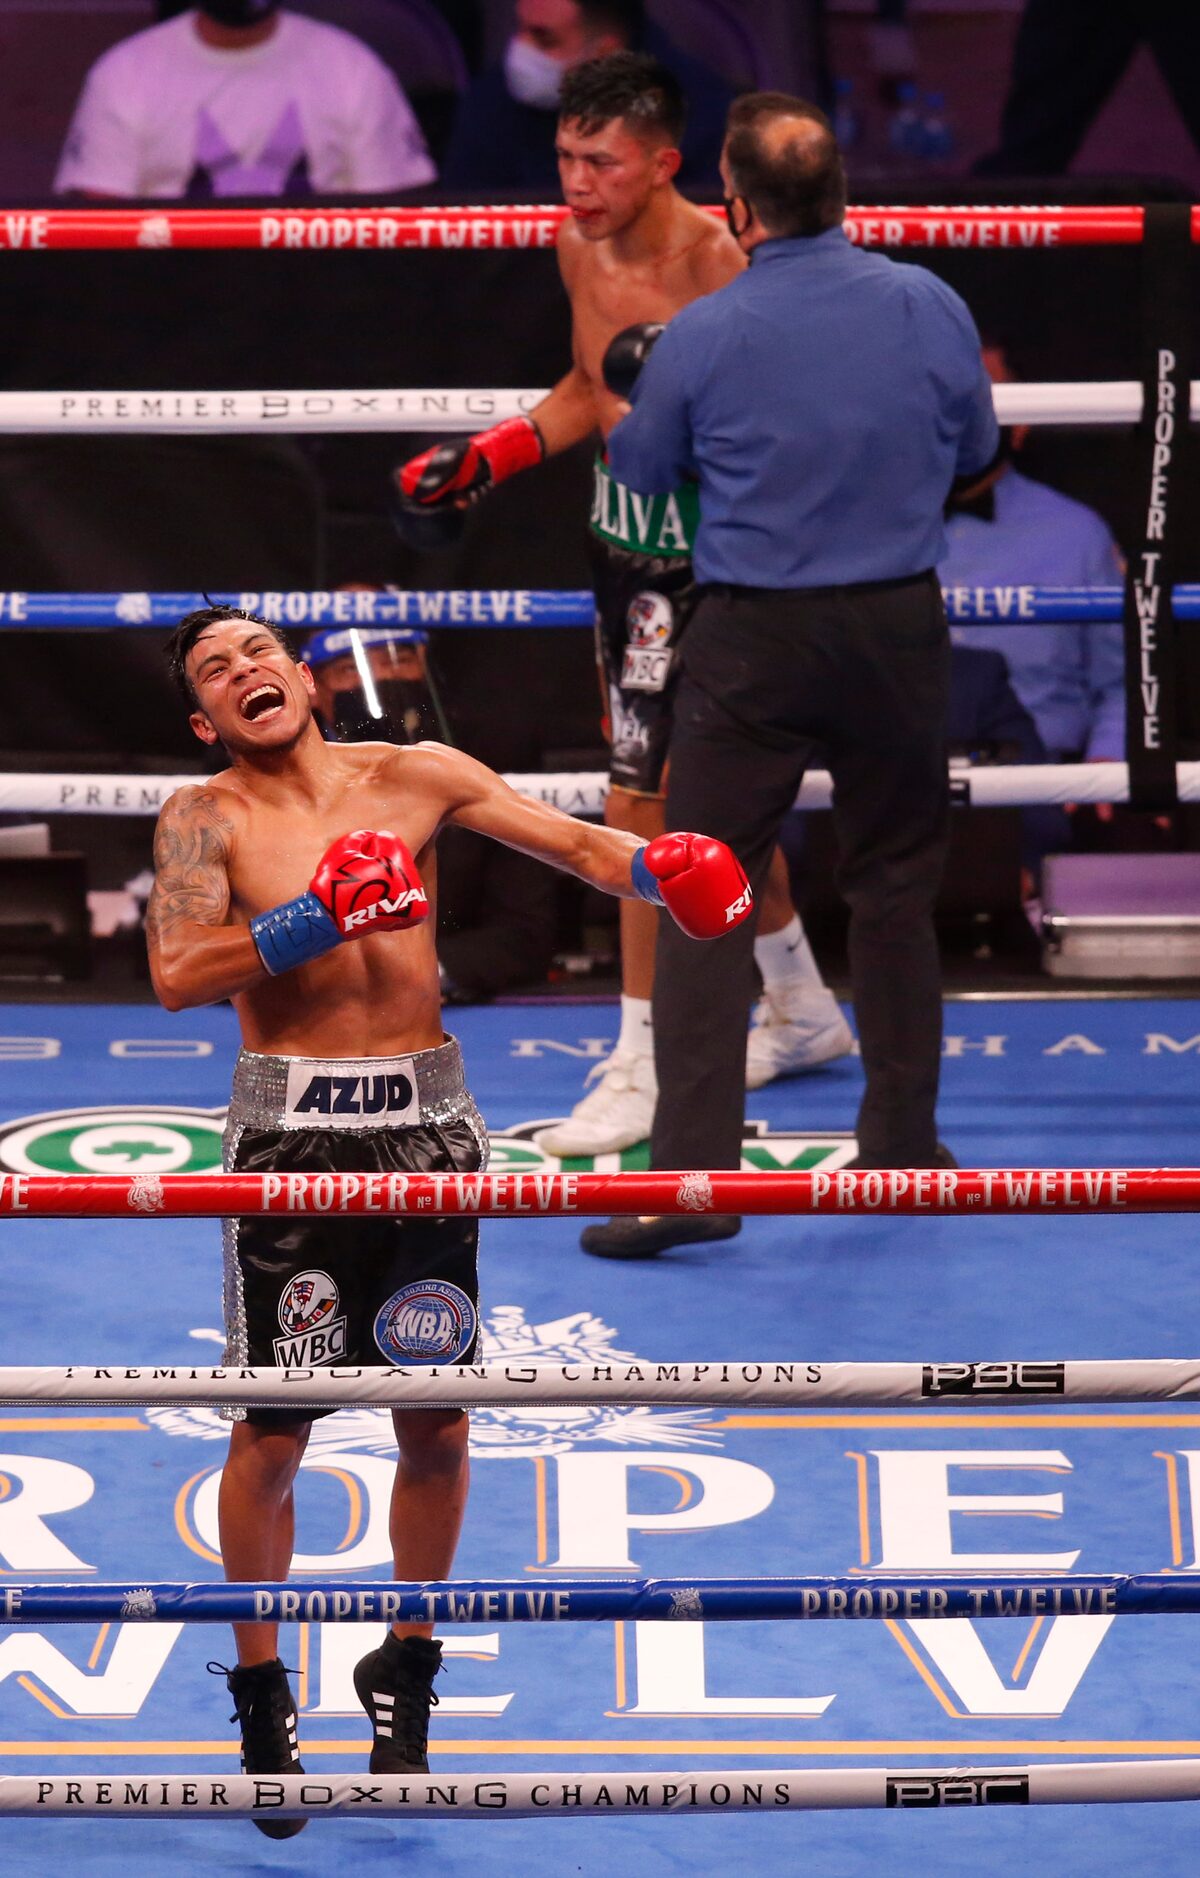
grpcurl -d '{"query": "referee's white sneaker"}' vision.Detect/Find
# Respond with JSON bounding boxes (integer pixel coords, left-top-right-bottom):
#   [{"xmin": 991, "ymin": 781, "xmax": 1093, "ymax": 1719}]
[
  {"xmin": 534, "ymin": 1049, "xmax": 656, "ymax": 1157},
  {"xmin": 745, "ymin": 994, "xmax": 854, "ymax": 1089}
]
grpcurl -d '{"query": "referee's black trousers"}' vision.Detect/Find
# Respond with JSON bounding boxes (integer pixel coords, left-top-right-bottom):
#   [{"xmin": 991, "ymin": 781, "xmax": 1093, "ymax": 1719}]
[{"xmin": 650, "ymin": 573, "xmax": 951, "ymax": 1172}]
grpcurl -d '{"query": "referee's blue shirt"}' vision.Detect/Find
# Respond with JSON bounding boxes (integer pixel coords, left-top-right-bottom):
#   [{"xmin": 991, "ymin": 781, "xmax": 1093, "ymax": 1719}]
[{"xmin": 607, "ymin": 225, "xmax": 999, "ymax": 589}]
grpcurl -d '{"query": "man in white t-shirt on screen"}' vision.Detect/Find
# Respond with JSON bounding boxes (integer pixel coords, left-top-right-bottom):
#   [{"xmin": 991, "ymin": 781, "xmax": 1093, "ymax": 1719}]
[{"xmin": 55, "ymin": 2, "xmax": 436, "ymax": 199}]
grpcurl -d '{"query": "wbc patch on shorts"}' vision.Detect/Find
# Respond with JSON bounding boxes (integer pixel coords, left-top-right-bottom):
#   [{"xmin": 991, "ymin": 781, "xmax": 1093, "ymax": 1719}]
[
  {"xmin": 283, "ymin": 1061, "xmax": 419, "ymax": 1129},
  {"xmin": 373, "ymin": 1280, "xmax": 478, "ymax": 1365},
  {"xmin": 620, "ymin": 590, "xmax": 675, "ymax": 693},
  {"xmin": 273, "ymin": 1268, "xmax": 348, "ymax": 1367}
]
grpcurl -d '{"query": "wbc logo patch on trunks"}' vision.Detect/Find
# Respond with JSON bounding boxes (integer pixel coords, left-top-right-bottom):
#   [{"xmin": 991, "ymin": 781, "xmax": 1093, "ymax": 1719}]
[
  {"xmin": 283, "ymin": 1060, "xmax": 419, "ymax": 1129},
  {"xmin": 620, "ymin": 591, "xmax": 674, "ymax": 693},
  {"xmin": 373, "ymin": 1281, "xmax": 477, "ymax": 1365},
  {"xmin": 273, "ymin": 1268, "xmax": 348, "ymax": 1366}
]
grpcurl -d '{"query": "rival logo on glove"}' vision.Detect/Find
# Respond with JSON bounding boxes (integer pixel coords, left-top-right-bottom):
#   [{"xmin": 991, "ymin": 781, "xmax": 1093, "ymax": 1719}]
[
  {"xmin": 725, "ymin": 886, "xmax": 753, "ymax": 924},
  {"xmin": 342, "ymin": 885, "xmax": 429, "ymax": 930},
  {"xmin": 310, "ymin": 827, "xmax": 432, "ymax": 939}
]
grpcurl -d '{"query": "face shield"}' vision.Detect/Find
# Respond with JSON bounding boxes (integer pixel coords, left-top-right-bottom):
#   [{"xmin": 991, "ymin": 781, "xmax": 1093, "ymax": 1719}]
[{"xmin": 304, "ymin": 627, "xmax": 450, "ymax": 746}]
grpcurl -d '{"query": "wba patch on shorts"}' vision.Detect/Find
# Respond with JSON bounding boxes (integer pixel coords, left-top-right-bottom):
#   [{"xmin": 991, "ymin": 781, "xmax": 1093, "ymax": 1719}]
[{"xmin": 373, "ymin": 1280, "xmax": 478, "ymax": 1364}]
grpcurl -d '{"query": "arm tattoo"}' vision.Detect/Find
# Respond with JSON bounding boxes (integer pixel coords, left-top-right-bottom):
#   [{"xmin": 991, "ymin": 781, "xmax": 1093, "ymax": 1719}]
[{"xmin": 145, "ymin": 788, "xmax": 233, "ymax": 951}]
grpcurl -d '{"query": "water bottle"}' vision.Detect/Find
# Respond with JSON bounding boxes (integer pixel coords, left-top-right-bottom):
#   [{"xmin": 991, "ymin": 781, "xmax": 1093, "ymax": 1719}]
[
  {"xmin": 919, "ymin": 91, "xmax": 956, "ymax": 162},
  {"xmin": 832, "ymin": 77, "xmax": 859, "ymax": 151},
  {"xmin": 887, "ymin": 80, "xmax": 922, "ymax": 161}
]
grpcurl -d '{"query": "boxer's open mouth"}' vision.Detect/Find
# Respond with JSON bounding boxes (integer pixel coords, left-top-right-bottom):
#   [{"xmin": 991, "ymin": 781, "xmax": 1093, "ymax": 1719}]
[{"xmin": 240, "ymin": 683, "xmax": 285, "ymax": 722}]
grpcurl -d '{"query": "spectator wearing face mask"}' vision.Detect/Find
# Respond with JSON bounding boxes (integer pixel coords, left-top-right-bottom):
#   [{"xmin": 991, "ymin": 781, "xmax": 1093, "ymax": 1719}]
[
  {"xmin": 442, "ymin": 0, "xmax": 734, "ymax": 191},
  {"xmin": 55, "ymin": 3, "xmax": 435, "ymax": 199},
  {"xmin": 305, "ymin": 624, "xmax": 450, "ymax": 747}
]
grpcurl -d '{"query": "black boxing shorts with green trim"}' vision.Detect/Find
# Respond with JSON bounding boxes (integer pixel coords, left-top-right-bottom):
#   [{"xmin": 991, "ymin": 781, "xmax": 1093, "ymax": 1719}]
[
  {"xmin": 590, "ymin": 458, "xmax": 703, "ymax": 797},
  {"xmin": 220, "ymin": 1040, "xmax": 487, "ymax": 1426}
]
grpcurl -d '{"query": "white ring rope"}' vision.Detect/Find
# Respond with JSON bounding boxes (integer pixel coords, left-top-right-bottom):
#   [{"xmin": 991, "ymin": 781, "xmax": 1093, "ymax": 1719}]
[
  {"xmin": 4, "ymin": 763, "xmax": 1199, "ymax": 821},
  {"xmin": 3, "ymin": 1357, "xmax": 1197, "ymax": 1409},
  {"xmin": 0, "ymin": 383, "xmax": 1183, "ymax": 434},
  {"xmin": 1, "ymin": 1761, "xmax": 1196, "ymax": 1817},
  {"xmin": 934, "ymin": 762, "xmax": 1200, "ymax": 808}
]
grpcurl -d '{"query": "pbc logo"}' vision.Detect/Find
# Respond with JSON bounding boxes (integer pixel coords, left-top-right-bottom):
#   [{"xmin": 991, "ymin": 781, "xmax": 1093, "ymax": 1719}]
[
  {"xmin": 886, "ymin": 1774, "xmax": 1030, "ymax": 1809},
  {"xmin": 922, "ymin": 1362, "xmax": 1066, "ymax": 1398},
  {"xmin": 274, "ymin": 1268, "xmax": 347, "ymax": 1366},
  {"xmin": 284, "ymin": 1065, "xmax": 419, "ymax": 1128}
]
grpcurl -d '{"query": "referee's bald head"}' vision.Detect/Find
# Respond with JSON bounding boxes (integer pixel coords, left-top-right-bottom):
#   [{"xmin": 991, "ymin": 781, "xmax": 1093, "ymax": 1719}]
[{"xmin": 723, "ymin": 93, "xmax": 846, "ymax": 239}]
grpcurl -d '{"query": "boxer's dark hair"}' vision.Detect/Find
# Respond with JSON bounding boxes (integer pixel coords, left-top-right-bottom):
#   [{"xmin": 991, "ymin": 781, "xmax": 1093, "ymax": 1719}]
[
  {"xmin": 559, "ymin": 51, "xmax": 685, "ymax": 148},
  {"xmin": 166, "ymin": 604, "xmax": 296, "ymax": 707},
  {"xmin": 725, "ymin": 93, "xmax": 846, "ymax": 238}
]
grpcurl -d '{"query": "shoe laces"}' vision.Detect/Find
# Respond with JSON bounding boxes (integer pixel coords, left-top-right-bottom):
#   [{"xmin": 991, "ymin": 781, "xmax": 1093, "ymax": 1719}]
[
  {"xmin": 757, "ymin": 991, "xmax": 841, "ymax": 1035},
  {"xmin": 579, "ymin": 1051, "xmax": 650, "ymax": 1107},
  {"xmin": 382, "ymin": 1654, "xmax": 441, "ymax": 1758},
  {"xmin": 582, "ymin": 1050, "xmax": 631, "ymax": 1089},
  {"xmin": 208, "ymin": 1660, "xmax": 298, "ymax": 1746}
]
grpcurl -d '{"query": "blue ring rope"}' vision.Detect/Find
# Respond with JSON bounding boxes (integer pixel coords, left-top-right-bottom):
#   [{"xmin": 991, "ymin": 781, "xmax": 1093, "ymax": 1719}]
[
  {"xmin": 0, "ymin": 587, "xmax": 1199, "ymax": 628},
  {"xmin": 3, "ymin": 1572, "xmax": 1197, "ymax": 1623}
]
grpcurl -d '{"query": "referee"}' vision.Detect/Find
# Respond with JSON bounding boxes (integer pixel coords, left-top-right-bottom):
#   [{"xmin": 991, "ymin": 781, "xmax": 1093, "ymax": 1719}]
[{"xmin": 582, "ymin": 90, "xmax": 1000, "ymax": 1259}]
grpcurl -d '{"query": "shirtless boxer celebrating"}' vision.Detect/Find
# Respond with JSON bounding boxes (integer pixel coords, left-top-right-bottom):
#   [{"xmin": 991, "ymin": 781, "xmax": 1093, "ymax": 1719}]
[
  {"xmin": 147, "ymin": 603, "xmax": 749, "ymax": 1835},
  {"xmin": 395, "ymin": 52, "xmax": 850, "ymax": 1174}
]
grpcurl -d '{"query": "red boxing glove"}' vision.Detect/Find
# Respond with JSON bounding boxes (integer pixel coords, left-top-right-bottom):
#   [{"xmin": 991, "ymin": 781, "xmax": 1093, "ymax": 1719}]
[
  {"xmin": 397, "ymin": 415, "xmax": 544, "ymax": 511},
  {"xmin": 635, "ymin": 833, "xmax": 753, "ymax": 940},
  {"xmin": 309, "ymin": 829, "xmax": 430, "ymax": 939}
]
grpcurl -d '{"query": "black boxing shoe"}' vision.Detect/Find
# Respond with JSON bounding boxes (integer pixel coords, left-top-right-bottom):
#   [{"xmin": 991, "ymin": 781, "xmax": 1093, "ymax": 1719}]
[
  {"xmin": 211, "ymin": 1657, "xmax": 306, "ymax": 1840},
  {"xmin": 354, "ymin": 1633, "xmax": 443, "ymax": 1773},
  {"xmin": 580, "ymin": 1213, "xmax": 742, "ymax": 1259}
]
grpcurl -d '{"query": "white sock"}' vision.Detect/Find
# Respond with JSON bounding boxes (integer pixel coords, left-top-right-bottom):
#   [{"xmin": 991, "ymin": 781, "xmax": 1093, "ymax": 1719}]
[
  {"xmin": 616, "ymin": 994, "xmax": 654, "ymax": 1057},
  {"xmin": 754, "ymin": 915, "xmax": 823, "ymax": 1001}
]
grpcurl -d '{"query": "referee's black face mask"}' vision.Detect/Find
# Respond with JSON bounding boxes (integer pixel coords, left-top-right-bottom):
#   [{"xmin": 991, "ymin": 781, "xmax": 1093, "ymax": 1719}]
[{"xmin": 723, "ymin": 195, "xmax": 752, "ymax": 242}]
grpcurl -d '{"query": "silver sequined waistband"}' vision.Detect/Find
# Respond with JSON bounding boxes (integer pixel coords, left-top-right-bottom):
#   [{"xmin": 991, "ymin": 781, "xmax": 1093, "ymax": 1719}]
[{"xmin": 227, "ymin": 1036, "xmax": 472, "ymax": 1132}]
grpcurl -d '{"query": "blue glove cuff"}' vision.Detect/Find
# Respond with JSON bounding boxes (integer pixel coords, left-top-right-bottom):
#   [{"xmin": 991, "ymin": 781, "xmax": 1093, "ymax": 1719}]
[
  {"xmin": 630, "ymin": 846, "xmax": 665, "ymax": 907},
  {"xmin": 250, "ymin": 890, "xmax": 343, "ymax": 977}
]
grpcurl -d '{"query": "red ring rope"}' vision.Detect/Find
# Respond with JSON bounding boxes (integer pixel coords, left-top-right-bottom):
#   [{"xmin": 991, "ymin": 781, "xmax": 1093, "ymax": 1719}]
[
  {"xmin": 0, "ymin": 204, "xmax": 1160, "ymax": 253},
  {"xmin": 0, "ymin": 1167, "xmax": 1191, "ymax": 1217}
]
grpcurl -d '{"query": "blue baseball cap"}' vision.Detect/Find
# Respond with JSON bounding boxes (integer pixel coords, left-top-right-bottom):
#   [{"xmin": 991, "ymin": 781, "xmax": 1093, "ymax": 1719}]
[{"xmin": 304, "ymin": 625, "xmax": 428, "ymax": 667}]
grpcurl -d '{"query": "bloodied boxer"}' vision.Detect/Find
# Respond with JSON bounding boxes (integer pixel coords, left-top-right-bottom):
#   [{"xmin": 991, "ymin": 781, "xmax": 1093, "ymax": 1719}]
[
  {"xmin": 395, "ymin": 52, "xmax": 849, "ymax": 1174},
  {"xmin": 147, "ymin": 603, "xmax": 749, "ymax": 1835}
]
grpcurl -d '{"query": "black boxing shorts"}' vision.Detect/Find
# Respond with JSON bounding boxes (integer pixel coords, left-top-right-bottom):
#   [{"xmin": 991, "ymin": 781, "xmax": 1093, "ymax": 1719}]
[
  {"xmin": 589, "ymin": 455, "xmax": 702, "ymax": 796},
  {"xmin": 220, "ymin": 1038, "xmax": 487, "ymax": 1426}
]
